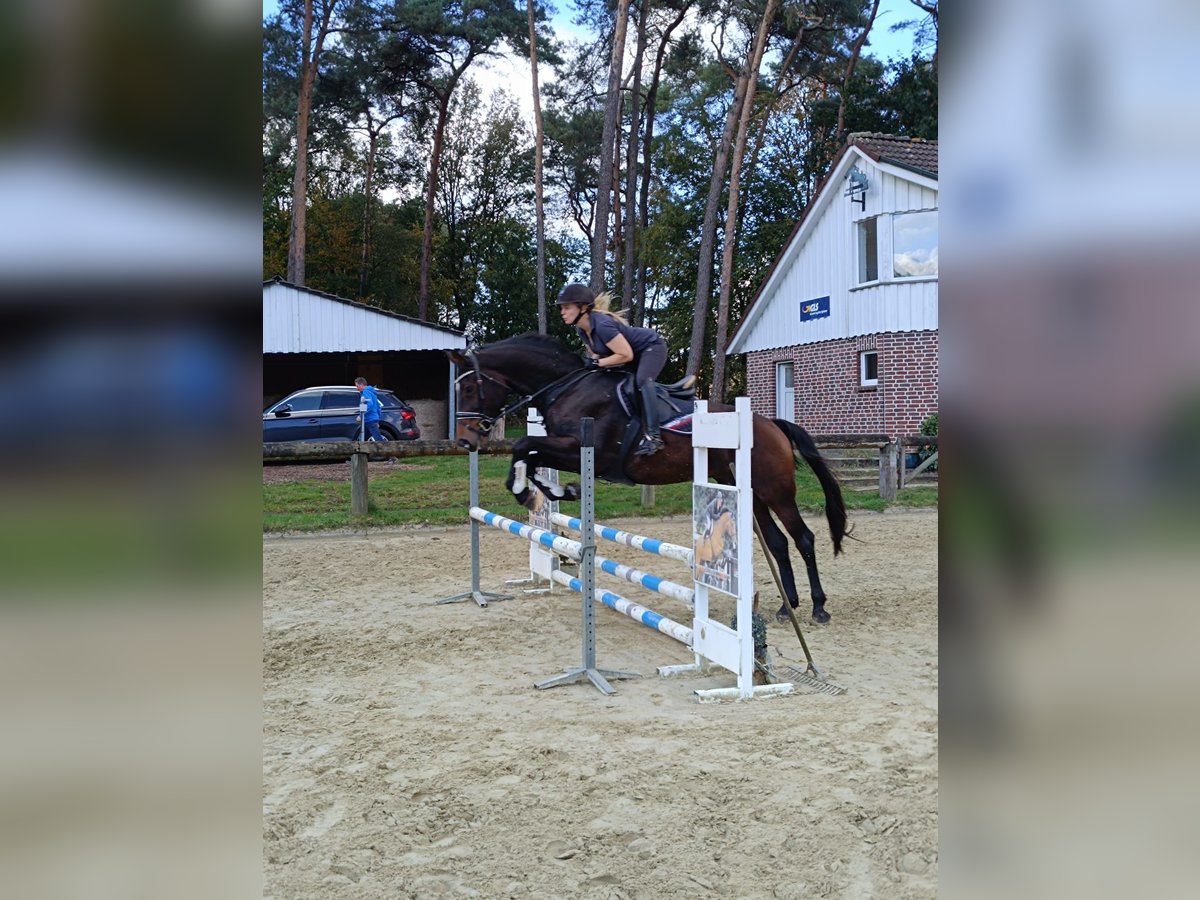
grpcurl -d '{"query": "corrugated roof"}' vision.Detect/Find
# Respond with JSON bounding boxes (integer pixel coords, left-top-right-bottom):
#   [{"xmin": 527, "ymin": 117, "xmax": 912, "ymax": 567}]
[
  {"xmin": 262, "ymin": 277, "xmax": 465, "ymax": 338},
  {"xmin": 847, "ymin": 133, "xmax": 938, "ymax": 179}
]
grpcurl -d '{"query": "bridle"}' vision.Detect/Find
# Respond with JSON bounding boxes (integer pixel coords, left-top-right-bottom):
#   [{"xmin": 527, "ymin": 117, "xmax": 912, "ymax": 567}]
[
  {"xmin": 454, "ymin": 350, "xmax": 513, "ymax": 436},
  {"xmin": 454, "ymin": 348, "xmax": 595, "ymax": 437}
]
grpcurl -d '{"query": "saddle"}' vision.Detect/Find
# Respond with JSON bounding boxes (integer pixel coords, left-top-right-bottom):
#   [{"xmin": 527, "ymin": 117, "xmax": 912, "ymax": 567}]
[
  {"xmin": 615, "ymin": 373, "xmax": 697, "ymax": 432},
  {"xmin": 592, "ymin": 372, "xmax": 696, "ymax": 485}
]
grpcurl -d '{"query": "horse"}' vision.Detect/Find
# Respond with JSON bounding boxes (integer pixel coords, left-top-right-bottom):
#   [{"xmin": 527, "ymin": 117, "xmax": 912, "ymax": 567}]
[
  {"xmin": 694, "ymin": 507, "xmax": 737, "ymax": 592},
  {"xmin": 447, "ymin": 333, "xmax": 848, "ymax": 625}
]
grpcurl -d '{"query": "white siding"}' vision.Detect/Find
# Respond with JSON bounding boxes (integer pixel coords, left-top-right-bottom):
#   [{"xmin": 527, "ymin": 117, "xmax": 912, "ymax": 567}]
[
  {"xmin": 732, "ymin": 152, "xmax": 938, "ymax": 353},
  {"xmin": 263, "ymin": 283, "xmax": 467, "ymax": 353}
]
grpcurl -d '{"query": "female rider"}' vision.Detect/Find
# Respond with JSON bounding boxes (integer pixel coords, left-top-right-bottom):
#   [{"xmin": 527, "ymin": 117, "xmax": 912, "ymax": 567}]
[{"xmin": 555, "ymin": 283, "xmax": 668, "ymax": 456}]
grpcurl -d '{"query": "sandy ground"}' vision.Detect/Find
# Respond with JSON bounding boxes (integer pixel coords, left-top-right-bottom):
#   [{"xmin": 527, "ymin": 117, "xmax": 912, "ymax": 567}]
[{"xmin": 263, "ymin": 509, "xmax": 937, "ymax": 899}]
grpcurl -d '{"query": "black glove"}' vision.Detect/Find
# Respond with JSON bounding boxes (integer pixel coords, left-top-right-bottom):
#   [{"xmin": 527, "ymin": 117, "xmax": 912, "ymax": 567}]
[{"xmin": 583, "ymin": 356, "xmax": 600, "ymax": 369}]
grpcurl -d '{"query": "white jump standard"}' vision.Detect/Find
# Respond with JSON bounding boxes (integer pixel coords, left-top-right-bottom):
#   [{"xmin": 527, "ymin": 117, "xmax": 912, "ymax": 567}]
[{"xmin": 474, "ymin": 398, "xmax": 794, "ymax": 701}]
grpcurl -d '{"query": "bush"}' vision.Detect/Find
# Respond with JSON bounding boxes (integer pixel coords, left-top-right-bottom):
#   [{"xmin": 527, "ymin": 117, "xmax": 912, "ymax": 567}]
[{"xmin": 917, "ymin": 413, "xmax": 938, "ymax": 470}]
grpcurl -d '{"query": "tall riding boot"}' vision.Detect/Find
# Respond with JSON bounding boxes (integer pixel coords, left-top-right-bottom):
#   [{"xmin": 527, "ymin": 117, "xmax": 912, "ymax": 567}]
[{"xmin": 636, "ymin": 381, "xmax": 664, "ymax": 456}]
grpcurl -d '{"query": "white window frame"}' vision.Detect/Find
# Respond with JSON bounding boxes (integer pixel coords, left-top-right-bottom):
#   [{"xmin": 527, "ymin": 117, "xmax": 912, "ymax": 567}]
[
  {"xmin": 891, "ymin": 209, "xmax": 938, "ymax": 280},
  {"xmin": 856, "ymin": 216, "xmax": 880, "ymax": 285},
  {"xmin": 859, "ymin": 350, "xmax": 879, "ymax": 388}
]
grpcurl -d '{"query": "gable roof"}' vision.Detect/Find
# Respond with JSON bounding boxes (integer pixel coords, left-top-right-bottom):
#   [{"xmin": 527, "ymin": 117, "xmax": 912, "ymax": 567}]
[
  {"xmin": 725, "ymin": 134, "xmax": 937, "ymax": 355},
  {"xmin": 847, "ymin": 133, "xmax": 938, "ymax": 179},
  {"xmin": 263, "ymin": 277, "xmax": 467, "ymax": 352},
  {"xmin": 263, "ymin": 277, "xmax": 466, "ymax": 338}
]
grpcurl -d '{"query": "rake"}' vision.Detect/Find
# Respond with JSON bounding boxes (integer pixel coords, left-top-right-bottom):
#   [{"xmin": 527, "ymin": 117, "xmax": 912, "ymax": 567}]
[{"xmin": 751, "ymin": 518, "xmax": 848, "ymax": 696}]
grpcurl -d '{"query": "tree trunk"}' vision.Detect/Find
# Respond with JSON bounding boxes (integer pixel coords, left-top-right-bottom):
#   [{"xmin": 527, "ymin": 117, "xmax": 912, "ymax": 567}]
[
  {"xmin": 590, "ymin": 0, "xmax": 632, "ymax": 293},
  {"xmin": 836, "ymin": 0, "xmax": 881, "ymax": 139},
  {"xmin": 621, "ymin": 3, "xmax": 648, "ymax": 315},
  {"xmin": 358, "ymin": 127, "xmax": 377, "ymax": 299},
  {"xmin": 611, "ymin": 97, "xmax": 623, "ymax": 301},
  {"xmin": 743, "ymin": 21, "xmax": 812, "ymax": 199},
  {"xmin": 686, "ymin": 69, "xmax": 749, "ymax": 379},
  {"xmin": 287, "ymin": 0, "xmax": 333, "ymax": 286},
  {"xmin": 711, "ymin": 0, "xmax": 781, "ymax": 402},
  {"xmin": 635, "ymin": 5, "xmax": 688, "ymax": 328},
  {"xmin": 529, "ymin": 0, "xmax": 548, "ymax": 333},
  {"xmin": 418, "ymin": 90, "xmax": 452, "ymax": 321}
]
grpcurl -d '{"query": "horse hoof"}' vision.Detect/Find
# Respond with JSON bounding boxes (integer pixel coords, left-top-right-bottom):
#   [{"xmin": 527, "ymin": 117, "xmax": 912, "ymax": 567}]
[
  {"xmin": 562, "ymin": 483, "xmax": 580, "ymax": 501},
  {"xmin": 775, "ymin": 609, "xmax": 790, "ymax": 624},
  {"xmin": 811, "ymin": 612, "xmax": 831, "ymax": 626}
]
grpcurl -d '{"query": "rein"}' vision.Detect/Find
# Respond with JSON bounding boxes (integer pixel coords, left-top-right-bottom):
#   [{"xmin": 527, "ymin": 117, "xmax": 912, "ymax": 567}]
[{"xmin": 455, "ymin": 350, "xmax": 593, "ymax": 436}]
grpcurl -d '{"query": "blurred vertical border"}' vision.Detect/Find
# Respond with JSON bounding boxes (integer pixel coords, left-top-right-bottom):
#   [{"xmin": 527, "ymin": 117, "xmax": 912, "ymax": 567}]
[
  {"xmin": 0, "ymin": 1, "xmax": 262, "ymax": 897},
  {"xmin": 942, "ymin": 1, "xmax": 1200, "ymax": 896}
]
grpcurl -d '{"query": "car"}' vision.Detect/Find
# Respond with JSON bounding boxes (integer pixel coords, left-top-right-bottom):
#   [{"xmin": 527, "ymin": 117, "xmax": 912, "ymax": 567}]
[{"xmin": 263, "ymin": 386, "xmax": 421, "ymax": 443}]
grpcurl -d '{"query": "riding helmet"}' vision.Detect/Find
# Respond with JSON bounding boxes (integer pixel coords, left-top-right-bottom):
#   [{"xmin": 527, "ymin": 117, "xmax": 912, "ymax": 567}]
[{"xmin": 555, "ymin": 283, "xmax": 595, "ymax": 307}]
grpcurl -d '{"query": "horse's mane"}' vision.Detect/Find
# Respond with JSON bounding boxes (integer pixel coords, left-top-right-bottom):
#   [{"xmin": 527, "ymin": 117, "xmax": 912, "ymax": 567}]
[{"xmin": 482, "ymin": 332, "xmax": 580, "ymax": 365}]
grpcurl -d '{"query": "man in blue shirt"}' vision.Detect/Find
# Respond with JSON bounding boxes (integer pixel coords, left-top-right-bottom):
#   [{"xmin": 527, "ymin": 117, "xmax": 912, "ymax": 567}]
[{"xmin": 354, "ymin": 377, "xmax": 385, "ymax": 441}]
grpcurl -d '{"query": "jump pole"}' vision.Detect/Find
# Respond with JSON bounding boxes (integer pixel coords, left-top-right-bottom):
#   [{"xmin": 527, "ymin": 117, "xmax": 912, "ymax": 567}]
[
  {"xmin": 437, "ymin": 449, "xmax": 513, "ymax": 608},
  {"xmin": 470, "ymin": 510, "xmax": 696, "ymax": 608},
  {"xmin": 533, "ymin": 418, "xmax": 639, "ymax": 694}
]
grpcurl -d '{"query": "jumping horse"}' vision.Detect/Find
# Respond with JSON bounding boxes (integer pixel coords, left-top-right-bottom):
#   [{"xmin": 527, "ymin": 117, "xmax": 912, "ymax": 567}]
[{"xmin": 448, "ymin": 334, "xmax": 848, "ymax": 624}]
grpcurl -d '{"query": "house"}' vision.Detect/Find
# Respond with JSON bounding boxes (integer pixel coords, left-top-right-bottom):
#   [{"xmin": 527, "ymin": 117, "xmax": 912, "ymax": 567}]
[
  {"xmin": 726, "ymin": 133, "xmax": 938, "ymax": 438},
  {"xmin": 263, "ymin": 278, "xmax": 467, "ymax": 439}
]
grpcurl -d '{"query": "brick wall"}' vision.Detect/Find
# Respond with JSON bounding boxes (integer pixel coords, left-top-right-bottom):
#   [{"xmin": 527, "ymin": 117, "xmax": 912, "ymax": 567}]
[{"xmin": 746, "ymin": 330, "xmax": 938, "ymax": 438}]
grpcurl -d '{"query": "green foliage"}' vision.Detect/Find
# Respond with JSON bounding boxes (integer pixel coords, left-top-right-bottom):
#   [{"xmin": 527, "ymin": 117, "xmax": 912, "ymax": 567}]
[
  {"xmin": 263, "ymin": 0, "xmax": 937, "ymax": 365},
  {"xmin": 917, "ymin": 412, "xmax": 938, "ymax": 469}
]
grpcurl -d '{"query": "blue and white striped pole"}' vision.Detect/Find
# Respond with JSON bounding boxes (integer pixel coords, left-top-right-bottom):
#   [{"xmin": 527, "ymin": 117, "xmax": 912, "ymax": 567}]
[
  {"xmin": 549, "ymin": 513, "xmax": 694, "ymax": 566},
  {"xmin": 470, "ymin": 509, "xmax": 695, "ymax": 608},
  {"xmin": 548, "ymin": 569, "xmax": 693, "ymax": 646}
]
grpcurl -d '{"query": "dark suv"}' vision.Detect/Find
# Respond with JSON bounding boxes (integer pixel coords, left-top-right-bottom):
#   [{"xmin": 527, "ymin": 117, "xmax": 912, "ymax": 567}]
[{"xmin": 263, "ymin": 386, "xmax": 421, "ymax": 442}]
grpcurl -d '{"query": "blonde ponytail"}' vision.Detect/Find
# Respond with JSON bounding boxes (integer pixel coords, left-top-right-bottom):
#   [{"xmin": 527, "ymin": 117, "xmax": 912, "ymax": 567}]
[{"xmin": 591, "ymin": 290, "xmax": 629, "ymax": 324}]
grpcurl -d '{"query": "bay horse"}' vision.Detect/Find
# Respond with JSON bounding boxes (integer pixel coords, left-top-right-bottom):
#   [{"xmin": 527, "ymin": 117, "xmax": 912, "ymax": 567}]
[
  {"xmin": 448, "ymin": 334, "xmax": 848, "ymax": 624},
  {"xmin": 694, "ymin": 507, "xmax": 737, "ymax": 591}
]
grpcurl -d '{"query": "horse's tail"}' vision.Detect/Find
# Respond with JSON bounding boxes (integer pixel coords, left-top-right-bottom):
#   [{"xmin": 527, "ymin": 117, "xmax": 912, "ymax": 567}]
[{"xmin": 772, "ymin": 418, "xmax": 848, "ymax": 555}]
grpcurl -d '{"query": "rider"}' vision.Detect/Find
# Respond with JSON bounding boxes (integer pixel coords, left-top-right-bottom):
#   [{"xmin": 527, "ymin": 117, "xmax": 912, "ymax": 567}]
[{"xmin": 556, "ymin": 283, "xmax": 667, "ymax": 456}]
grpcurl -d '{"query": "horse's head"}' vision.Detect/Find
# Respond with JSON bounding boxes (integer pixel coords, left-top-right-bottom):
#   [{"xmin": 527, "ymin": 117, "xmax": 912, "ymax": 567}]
[
  {"xmin": 447, "ymin": 349, "xmax": 511, "ymax": 450},
  {"xmin": 448, "ymin": 335, "xmax": 584, "ymax": 449}
]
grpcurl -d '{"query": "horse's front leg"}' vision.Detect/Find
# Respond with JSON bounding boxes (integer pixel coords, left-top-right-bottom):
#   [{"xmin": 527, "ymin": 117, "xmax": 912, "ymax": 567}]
[{"xmin": 508, "ymin": 436, "xmax": 583, "ymax": 508}]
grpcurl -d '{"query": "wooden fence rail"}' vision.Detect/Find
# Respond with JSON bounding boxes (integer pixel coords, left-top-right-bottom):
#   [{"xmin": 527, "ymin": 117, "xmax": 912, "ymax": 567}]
[
  {"xmin": 263, "ymin": 439, "xmax": 517, "ymax": 461},
  {"xmin": 263, "ymin": 433, "xmax": 936, "ymax": 514}
]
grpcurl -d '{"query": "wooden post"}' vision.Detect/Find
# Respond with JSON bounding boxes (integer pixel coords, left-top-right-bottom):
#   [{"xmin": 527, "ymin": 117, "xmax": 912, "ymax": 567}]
[
  {"xmin": 350, "ymin": 452, "xmax": 369, "ymax": 515},
  {"xmin": 879, "ymin": 440, "xmax": 898, "ymax": 501},
  {"xmin": 640, "ymin": 484, "xmax": 655, "ymax": 508}
]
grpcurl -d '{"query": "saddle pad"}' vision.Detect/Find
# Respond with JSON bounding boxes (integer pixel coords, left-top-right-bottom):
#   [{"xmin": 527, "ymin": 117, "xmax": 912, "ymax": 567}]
[
  {"xmin": 616, "ymin": 376, "xmax": 694, "ymax": 425},
  {"xmin": 662, "ymin": 413, "xmax": 693, "ymax": 435}
]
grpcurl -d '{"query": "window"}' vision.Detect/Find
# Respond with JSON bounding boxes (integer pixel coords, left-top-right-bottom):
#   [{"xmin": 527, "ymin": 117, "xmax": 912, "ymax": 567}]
[
  {"xmin": 859, "ymin": 350, "xmax": 878, "ymax": 388},
  {"xmin": 322, "ymin": 391, "xmax": 361, "ymax": 410},
  {"xmin": 857, "ymin": 217, "xmax": 879, "ymax": 283},
  {"xmin": 281, "ymin": 391, "xmax": 322, "ymax": 412},
  {"xmin": 892, "ymin": 210, "xmax": 938, "ymax": 278}
]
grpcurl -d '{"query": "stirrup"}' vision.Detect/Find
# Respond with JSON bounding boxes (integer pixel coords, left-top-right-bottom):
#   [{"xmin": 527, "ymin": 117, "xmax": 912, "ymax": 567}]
[{"xmin": 635, "ymin": 435, "xmax": 664, "ymax": 456}]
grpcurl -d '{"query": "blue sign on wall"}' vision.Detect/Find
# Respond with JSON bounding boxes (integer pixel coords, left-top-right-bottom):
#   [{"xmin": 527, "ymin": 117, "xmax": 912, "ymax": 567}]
[{"xmin": 800, "ymin": 296, "xmax": 830, "ymax": 321}]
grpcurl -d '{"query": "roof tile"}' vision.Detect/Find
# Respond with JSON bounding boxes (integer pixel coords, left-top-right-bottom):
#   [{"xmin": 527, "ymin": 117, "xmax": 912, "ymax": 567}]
[{"xmin": 847, "ymin": 132, "xmax": 938, "ymax": 178}]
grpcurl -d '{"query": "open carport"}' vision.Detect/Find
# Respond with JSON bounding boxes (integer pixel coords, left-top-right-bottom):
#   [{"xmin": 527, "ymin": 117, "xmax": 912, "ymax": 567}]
[{"xmin": 263, "ymin": 278, "xmax": 467, "ymax": 440}]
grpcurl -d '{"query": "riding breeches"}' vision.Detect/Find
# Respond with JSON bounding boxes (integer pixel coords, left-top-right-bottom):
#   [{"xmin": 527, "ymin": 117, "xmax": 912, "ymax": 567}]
[{"xmin": 635, "ymin": 340, "xmax": 667, "ymax": 387}]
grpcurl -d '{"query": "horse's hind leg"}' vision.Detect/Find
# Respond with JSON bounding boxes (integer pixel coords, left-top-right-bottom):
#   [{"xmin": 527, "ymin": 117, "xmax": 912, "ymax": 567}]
[
  {"xmin": 752, "ymin": 498, "xmax": 804, "ymax": 620},
  {"xmin": 767, "ymin": 500, "xmax": 830, "ymax": 624}
]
